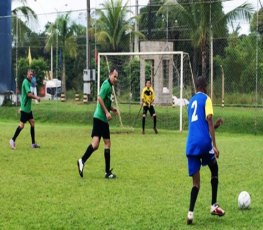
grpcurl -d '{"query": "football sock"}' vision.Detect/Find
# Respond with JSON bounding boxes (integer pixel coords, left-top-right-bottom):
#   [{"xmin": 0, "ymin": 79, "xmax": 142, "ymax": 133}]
[
  {"xmin": 211, "ymin": 177, "xmax": 218, "ymax": 205},
  {"xmin": 12, "ymin": 126, "xmax": 22, "ymax": 141},
  {"xmin": 82, "ymin": 144, "xmax": 94, "ymax": 164},
  {"xmin": 104, "ymin": 148, "xmax": 110, "ymax": 173},
  {"xmin": 153, "ymin": 115, "xmax": 157, "ymax": 128},
  {"xmin": 30, "ymin": 127, "xmax": 35, "ymax": 144},
  {"xmin": 142, "ymin": 117, "xmax": 145, "ymax": 131},
  {"xmin": 189, "ymin": 186, "xmax": 199, "ymax": 211},
  {"xmin": 208, "ymin": 161, "xmax": 219, "ymax": 205}
]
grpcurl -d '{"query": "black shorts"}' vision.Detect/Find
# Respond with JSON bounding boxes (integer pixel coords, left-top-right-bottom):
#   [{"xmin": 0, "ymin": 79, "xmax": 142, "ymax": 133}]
[
  {"xmin": 143, "ymin": 105, "xmax": 156, "ymax": 116},
  {"xmin": 20, "ymin": 111, "xmax": 33, "ymax": 123},
  {"xmin": 91, "ymin": 118, "xmax": 110, "ymax": 139}
]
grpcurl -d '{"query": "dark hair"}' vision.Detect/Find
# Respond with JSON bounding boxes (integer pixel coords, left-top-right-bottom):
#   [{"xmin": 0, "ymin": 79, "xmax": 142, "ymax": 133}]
[
  {"xmin": 145, "ymin": 79, "xmax": 151, "ymax": 84},
  {"xmin": 110, "ymin": 67, "xmax": 117, "ymax": 74},
  {"xmin": 195, "ymin": 76, "xmax": 207, "ymax": 89}
]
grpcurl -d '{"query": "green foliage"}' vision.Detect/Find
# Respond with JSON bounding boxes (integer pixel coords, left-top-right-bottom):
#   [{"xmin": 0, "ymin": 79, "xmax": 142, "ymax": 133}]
[
  {"xmin": 0, "ymin": 121, "xmax": 262, "ymax": 229},
  {"xmin": 16, "ymin": 57, "xmax": 48, "ymax": 92},
  {"xmin": 94, "ymin": 0, "xmax": 142, "ymax": 52},
  {"xmin": 30, "ymin": 58, "xmax": 48, "ymax": 89},
  {"xmin": 214, "ymin": 33, "xmax": 263, "ymax": 97},
  {"xmin": 17, "ymin": 58, "xmax": 30, "ymax": 92}
]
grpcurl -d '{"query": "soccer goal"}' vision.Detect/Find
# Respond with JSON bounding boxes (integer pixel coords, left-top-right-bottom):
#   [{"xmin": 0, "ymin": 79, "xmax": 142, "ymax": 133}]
[{"xmin": 97, "ymin": 51, "xmax": 194, "ymax": 132}]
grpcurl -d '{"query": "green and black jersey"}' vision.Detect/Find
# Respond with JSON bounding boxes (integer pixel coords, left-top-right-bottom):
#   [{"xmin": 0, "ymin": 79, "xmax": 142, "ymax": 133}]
[
  {"xmin": 20, "ymin": 78, "xmax": 32, "ymax": 113},
  {"xmin": 94, "ymin": 79, "xmax": 112, "ymax": 123}
]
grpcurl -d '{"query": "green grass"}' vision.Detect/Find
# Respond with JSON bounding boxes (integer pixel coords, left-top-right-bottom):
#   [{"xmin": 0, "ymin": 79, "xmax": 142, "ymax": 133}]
[
  {"xmin": 0, "ymin": 119, "xmax": 262, "ymax": 229},
  {"xmin": 1, "ymin": 100, "xmax": 263, "ymax": 134}
]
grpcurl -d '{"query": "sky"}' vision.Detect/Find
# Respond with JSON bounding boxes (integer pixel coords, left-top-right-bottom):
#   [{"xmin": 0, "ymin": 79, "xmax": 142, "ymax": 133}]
[{"xmin": 12, "ymin": 0, "xmax": 260, "ymax": 34}]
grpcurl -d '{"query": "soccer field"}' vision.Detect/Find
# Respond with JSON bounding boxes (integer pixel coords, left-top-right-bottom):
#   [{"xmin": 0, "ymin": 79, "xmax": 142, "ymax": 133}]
[{"xmin": 0, "ymin": 121, "xmax": 261, "ymax": 229}]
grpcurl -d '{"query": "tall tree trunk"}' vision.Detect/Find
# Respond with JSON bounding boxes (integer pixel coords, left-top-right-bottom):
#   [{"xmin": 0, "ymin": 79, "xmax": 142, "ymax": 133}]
[{"xmin": 62, "ymin": 52, "xmax": 66, "ymax": 93}]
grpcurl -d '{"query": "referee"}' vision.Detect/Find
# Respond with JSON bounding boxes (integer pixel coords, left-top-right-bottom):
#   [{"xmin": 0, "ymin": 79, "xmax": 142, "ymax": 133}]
[{"xmin": 77, "ymin": 67, "xmax": 118, "ymax": 179}]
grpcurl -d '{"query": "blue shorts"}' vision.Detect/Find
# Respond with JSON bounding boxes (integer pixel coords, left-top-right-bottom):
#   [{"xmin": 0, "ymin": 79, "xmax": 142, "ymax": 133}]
[{"xmin": 187, "ymin": 151, "xmax": 215, "ymax": 176}]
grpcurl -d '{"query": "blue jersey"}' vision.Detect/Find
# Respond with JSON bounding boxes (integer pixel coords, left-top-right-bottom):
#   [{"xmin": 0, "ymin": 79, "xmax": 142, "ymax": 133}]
[{"xmin": 186, "ymin": 92, "xmax": 213, "ymax": 156}]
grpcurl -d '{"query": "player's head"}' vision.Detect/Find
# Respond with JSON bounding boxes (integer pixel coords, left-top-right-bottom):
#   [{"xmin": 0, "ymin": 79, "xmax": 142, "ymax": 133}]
[
  {"xmin": 109, "ymin": 67, "xmax": 118, "ymax": 85},
  {"xmin": 195, "ymin": 76, "xmax": 207, "ymax": 93},
  {"xmin": 145, "ymin": 79, "xmax": 151, "ymax": 88},
  {"xmin": 27, "ymin": 69, "xmax": 33, "ymax": 81}
]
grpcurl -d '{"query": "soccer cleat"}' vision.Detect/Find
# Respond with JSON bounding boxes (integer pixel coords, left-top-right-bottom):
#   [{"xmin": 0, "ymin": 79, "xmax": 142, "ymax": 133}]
[
  {"xmin": 9, "ymin": 139, "xmax": 16, "ymax": 150},
  {"xmin": 153, "ymin": 127, "xmax": 158, "ymax": 134},
  {"xmin": 105, "ymin": 169, "xmax": 116, "ymax": 179},
  {"xmin": 32, "ymin": 143, "xmax": 40, "ymax": 148},
  {"xmin": 186, "ymin": 211, "xmax": 194, "ymax": 225},
  {"xmin": 142, "ymin": 130, "xmax": 145, "ymax": 134},
  {"xmin": 77, "ymin": 159, "xmax": 84, "ymax": 178},
  {"xmin": 211, "ymin": 204, "xmax": 225, "ymax": 216}
]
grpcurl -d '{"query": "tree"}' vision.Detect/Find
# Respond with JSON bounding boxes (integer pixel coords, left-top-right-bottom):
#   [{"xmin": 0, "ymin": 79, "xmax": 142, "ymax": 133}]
[
  {"xmin": 94, "ymin": 0, "xmax": 143, "ymax": 52},
  {"xmin": 12, "ymin": 0, "xmax": 38, "ymax": 46},
  {"xmin": 45, "ymin": 13, "xmax": 78, "ymax": 93},
  {"xmin": 159, "ymin": 0, "xmax": 253, "ymax": 79}
]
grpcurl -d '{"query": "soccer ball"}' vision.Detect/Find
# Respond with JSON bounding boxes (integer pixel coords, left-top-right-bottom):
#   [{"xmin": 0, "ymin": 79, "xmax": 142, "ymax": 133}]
[{"xmin": 238, "ymin": 191, "xmax": 251, "ymax": 209}]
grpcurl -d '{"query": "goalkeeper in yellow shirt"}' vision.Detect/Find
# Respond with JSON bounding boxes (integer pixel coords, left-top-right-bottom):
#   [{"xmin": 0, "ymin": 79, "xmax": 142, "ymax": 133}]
[{"xmin": 141, "ymin": 79, "xmax": 158, "ymax": 134}]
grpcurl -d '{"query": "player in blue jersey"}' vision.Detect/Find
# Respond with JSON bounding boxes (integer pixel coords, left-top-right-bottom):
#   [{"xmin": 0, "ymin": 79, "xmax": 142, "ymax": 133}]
[{"xmin": 186, "ymin": 76, "xmax": 225, "ymax": 225}]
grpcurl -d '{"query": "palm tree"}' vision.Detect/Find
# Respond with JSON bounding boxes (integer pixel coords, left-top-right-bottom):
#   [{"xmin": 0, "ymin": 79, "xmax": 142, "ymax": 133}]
[
  {"xmin": 45, "ymin": 13, "xmax": 78, "ymax": 93},
  {"xmin": 12, "ymin": 0, "xmax": 38, "ymax": 46},
  {"xmin": 94, "ymin": 0, "xmax": 143, "ymax": 52},
  {"xmin": 160, "ymin": 0, "xmax": 253, "ymax": 79}
]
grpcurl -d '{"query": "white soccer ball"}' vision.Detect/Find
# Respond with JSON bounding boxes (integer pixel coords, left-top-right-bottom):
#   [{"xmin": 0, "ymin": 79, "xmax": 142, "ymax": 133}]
[{"xmin": 238, "ymin": 191, "xmax": 251, "ymax": 209}]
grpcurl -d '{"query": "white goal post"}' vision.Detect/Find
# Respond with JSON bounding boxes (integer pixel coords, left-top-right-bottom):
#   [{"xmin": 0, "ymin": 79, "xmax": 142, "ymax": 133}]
[{"xmin": 97, "ymin": 51, "xmax": 193, "ymax": 132}]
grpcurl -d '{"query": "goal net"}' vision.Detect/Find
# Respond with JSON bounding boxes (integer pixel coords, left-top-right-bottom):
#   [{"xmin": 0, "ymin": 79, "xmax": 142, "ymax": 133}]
[{"xmin": 97, "ymin": 51, "xmax": 194, "ymax": 132}]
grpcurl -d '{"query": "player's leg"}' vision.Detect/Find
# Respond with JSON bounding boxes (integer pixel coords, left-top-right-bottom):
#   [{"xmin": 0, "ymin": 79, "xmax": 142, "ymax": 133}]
[
  {"xmin": 103, "ymin": 123, "xmax": 116, "ymax": 179},
  {"xmin": 77, "ymin": 136, "xmax": 100, "ymax": 178},
  {"xmin": 9, "ymin": 111, "xmax": 26, "ymax": 149},
  {"xmin": 150, "ymin": 106, "xmax": 158, "ymax": 134},
  {"xmin": 77, "ymin": 118, "xmax": 101, "ymax": 178},
  {"xmin": 187, "ymin": 156, "xmax": 201, "ymax": 225},
  {"xmin": 142, "ymin": 106, "xmax": 147, "ymax": 134},
  {"xmin": 103, "ymin": 138, "xmax": 116, "ymax": 179},
  {"xmin": 28, "ymin": 112, "xmax": 40, "ymax": 148},
  {"xmin": 208, "ymin": 159, "xmax": 225, "ymax": 216}
]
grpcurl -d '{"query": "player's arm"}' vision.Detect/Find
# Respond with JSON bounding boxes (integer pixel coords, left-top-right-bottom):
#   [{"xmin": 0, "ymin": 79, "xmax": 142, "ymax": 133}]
[
  {"xmin": 27, "ymin": 92, "xmax": 40, "ymax": 102},
  {"xmin": 141, "ymin": 88, "xmax": 146, "ymax": 106},
  {"xmin": 207, "ymin": 115, "xmax": 219, "ymax": 158},
  {"xmin": 98, "ymin": 96, "xmax": 112, "ymax": 120},
  {"xmin": 110, "ymin": 106, "xmax": 118, "ymax": 115},
  {"xmin": 214, "ymin": 118, "xmax": 223, "ymax": 129}
]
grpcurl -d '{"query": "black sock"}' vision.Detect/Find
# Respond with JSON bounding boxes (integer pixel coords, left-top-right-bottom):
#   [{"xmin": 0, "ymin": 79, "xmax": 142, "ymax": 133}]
[
  {"xmin": 189, "ymin": 186, "xmax": 199, "ymax": 212},
  {"xmin": 211, "ymin": 177, "xmax": 218, "ymax": 205},
  {"xmin": 12, "ymin": 126, "xmax": 22, "ymax": 141},
  {"xmin": 142, "ymin": 117, "xmax": 145, "ymax": 131},
  {"xmin": 30, "ymin": 127, "xmax": 35, "ymax": 144},
  {"xmin": 153, "ymin": 116, "xmax": 157, "ymax": 128},
  {"xmin": 81, "ymin": 144, "xmax": 94, "ymax": 164},
  {"xmin": 104, "ymin": 149, "xmax": 110, "ymax": 173}
]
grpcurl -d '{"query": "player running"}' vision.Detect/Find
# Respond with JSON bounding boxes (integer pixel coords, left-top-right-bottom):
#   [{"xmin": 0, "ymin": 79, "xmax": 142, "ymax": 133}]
[
  {"xmin": 141, "ymin": 79, "xmax": 158, "ymax": 134},
  {"xmin": 185, "ymin": 76, "xmax": 225, "ymax": 225}
]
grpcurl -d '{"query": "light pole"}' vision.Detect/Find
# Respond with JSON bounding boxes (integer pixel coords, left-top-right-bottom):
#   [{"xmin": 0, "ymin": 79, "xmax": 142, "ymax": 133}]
[{"xmin": 86, "ymin": 0, "xmax": 90, "ymax": 70}]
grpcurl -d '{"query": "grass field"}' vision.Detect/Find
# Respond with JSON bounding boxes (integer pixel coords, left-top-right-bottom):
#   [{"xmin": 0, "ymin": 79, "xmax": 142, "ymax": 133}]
[{"xmin": 0, "ymin": 109, "xmax": 262, "ymax": 229}]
